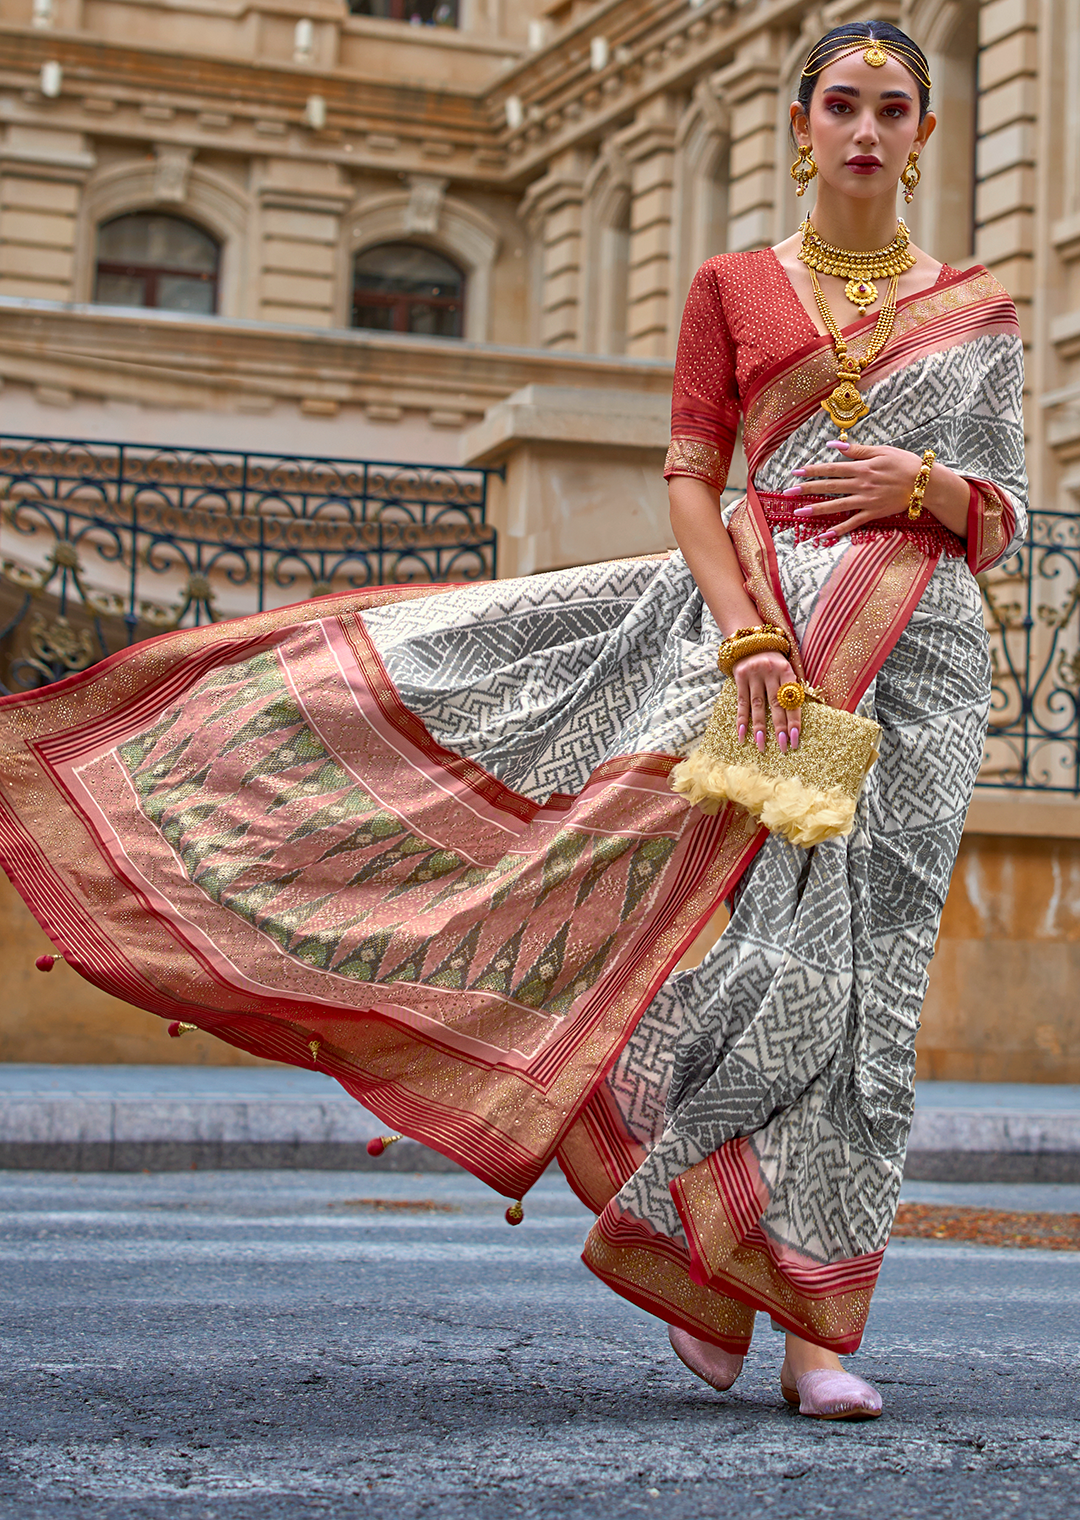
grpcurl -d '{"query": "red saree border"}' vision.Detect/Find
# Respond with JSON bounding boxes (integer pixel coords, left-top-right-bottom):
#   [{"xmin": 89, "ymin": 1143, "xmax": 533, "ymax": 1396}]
[
  {"xmin": 668, "ymin": 1139, "xmax": 883, "ymax": 1353},
  {"xmin": 799, "ymin": 531, "xmax": 939, "ymax": 710},
  {"xmin": 965, "ymin": 476, "xmax": 1018, "ymax": 574},
  {"xmin": 581, "ymin": 1201, "xmax": 755, "ymax": 1354}
]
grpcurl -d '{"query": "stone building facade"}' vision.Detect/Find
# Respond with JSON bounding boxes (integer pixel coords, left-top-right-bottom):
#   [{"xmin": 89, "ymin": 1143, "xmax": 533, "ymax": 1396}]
[
  {"xmin": 0, "ymin": 0, "xmax": 1077, "ymax": 1078},
  {"xmin": 0, "ymin": 0, "xmax": 1072, "ymax": 508}
]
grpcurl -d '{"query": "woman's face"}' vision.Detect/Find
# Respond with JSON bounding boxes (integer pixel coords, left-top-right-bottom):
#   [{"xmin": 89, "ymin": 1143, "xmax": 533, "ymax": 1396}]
[{"xmin": 792, "ymin": 52, "xmax": 935, "ymax": 201}]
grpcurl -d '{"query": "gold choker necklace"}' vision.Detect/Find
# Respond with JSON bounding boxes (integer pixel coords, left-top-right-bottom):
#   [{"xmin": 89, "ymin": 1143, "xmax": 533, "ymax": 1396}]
[{"xmin": 798, "ymin": 218, "xmax": 916, "ymax": 316}]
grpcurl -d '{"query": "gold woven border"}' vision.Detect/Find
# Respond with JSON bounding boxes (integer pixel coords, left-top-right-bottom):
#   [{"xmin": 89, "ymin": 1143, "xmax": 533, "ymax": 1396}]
[{"xmin": 663, "ymin": 439, "xmax": 729, "ymax": 492}]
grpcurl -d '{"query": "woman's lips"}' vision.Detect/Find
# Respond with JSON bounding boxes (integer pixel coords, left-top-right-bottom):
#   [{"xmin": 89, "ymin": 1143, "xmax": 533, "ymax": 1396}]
[{"xmin": 847, "ymin": 157, "xmax": 882, "ymax": 175}]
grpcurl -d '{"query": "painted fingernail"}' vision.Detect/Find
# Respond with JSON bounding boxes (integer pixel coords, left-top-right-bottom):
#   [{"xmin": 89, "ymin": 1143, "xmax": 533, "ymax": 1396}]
[
  {"xmin": 792, "ymin": 505, "xmax": 815, "ymax": 517},
  {"xmin": 791, "ymin": 726, "xmax": 800, "ymax": 750},
  {"xmin": 781, "ymin": 487, "xmax": 802, "ymax": 498},
  {"xmin": 738, "ymin": 723, "xmax": 747, "ymax": 745},
  {"xmin": 791, "ymin": 468, "xmax": 809, "ymax": 477},
  {"xmin": 755, "ymin": 729, "xmax": 765, "ymax": 752},
  {"xmin": 827, "ymin": 440, "xmax": 850, "ymax": 450},
  {"xmin": 777, "ymin": 731, "xmax": 788, "ymax": 752}
]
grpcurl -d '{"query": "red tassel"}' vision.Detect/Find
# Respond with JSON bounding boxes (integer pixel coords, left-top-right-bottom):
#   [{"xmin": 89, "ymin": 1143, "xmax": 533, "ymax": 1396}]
[
  {"xmin": 505, "ymin": 1200, "xmax": 524, "ymax": 1226},
  {"xmin": 366, "ymin": 1134, "xmax": 401, "ymax": 1157},
  {"xmin": 167, "ymin": 1021, "xmax": 197, "ymax": 1038},
  {"xmin": 35, "ymin": 955, "xmax": 56, "ymax": 973}
]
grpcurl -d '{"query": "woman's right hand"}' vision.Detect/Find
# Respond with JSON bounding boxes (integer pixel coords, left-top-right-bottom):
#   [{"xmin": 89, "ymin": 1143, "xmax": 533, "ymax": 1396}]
[{"xmin": 732, "ymin": 650, "xmax": 801, "ymax": 752}]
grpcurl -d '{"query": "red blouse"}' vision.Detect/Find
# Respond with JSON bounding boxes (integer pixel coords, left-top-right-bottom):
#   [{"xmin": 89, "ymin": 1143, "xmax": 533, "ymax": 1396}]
[{"xmin": 664, "ymin": 250, "xmax": 961, "ymax": 492}]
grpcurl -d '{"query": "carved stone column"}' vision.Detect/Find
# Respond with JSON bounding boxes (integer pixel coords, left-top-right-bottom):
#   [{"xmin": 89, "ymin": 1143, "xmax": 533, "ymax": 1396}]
[
  {"xmin": 619, "ymin": 94, "xmax": 678, "ymax": 359},
  {"xmin": 0, "ymin": 126, "xmax": 95, "ymax": 305},
  {"xmin": 975, "ymin": 0, "xmax": 1039, "ymax": 333},
  {"xmin": 713, "ymin": 45, "xmax": 780, "ymax": 253},
  {"xmin": 519, "ymin": 148, "xmax": 589, "ymax": 350},
  {"xmin": 254, "ymin": 158, "xmax": 351, "ymax": 331}
]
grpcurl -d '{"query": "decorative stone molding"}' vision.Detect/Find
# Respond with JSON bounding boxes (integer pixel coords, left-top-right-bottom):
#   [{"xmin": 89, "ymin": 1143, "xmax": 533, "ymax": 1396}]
[
  {"xmin": 151, "ymin": 143, "xmax": 194, "ymax": 205},
  {"xmin": 341, "ymin": 191, "xmax": 501, "ymax": 342},
  {"xmin": 403, "ymin": 176, "xmax": 449, "ymax": 237},
  {"xmin": 72, "ymin": 157, "xmax": 252, "ymax": 317}
]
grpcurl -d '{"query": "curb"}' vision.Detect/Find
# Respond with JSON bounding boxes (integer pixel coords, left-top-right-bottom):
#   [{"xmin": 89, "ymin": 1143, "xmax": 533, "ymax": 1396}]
[{"xmin": 1, "ymin": 1078, "xmax": 1078, "ymax": 1181}]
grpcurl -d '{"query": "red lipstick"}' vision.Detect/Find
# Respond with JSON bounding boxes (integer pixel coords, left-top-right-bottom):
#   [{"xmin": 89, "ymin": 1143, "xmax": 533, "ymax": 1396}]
[{"xmin": 847, "ymin": 155, "xmax": 883, "ymax": 174}]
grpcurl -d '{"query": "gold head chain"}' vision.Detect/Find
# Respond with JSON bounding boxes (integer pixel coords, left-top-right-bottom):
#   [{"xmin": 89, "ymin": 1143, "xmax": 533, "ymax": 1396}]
[{"xmin": 801, "ymin": 34, "xmax": 932, "ymax": 90}]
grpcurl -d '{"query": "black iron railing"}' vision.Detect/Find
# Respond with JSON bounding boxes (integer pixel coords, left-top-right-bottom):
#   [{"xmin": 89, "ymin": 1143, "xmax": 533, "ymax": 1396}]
[
  {"xmin": 0, "ymin": 436, "xmax": 499, "ymax": 694},
  {"xmin": 978, "ymin": 509, "xmax": 1080, "ymax": 794},
  {"xmin": 1, "ymin": 437, "xmax": 1076, "ymax": 795}
]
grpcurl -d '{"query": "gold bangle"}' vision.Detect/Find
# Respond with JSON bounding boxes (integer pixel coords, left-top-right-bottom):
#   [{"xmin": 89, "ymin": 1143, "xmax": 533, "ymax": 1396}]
[
  {"xmin": 717, "ymin": 630, "xmax": 791, "ymax": 675},
  {"xmin": 907, "ymin": 449, "xmax": 936, "ymax": 521}
]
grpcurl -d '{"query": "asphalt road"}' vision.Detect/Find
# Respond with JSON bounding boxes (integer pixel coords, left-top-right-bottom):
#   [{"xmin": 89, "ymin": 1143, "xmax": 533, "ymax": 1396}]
[{"xmin": 1, "ymin": 1169, "xmax": 1078, "ymax": 1520}]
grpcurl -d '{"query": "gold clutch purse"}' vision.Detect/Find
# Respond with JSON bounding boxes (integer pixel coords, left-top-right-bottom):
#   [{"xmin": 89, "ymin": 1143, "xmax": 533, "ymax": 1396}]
[{"xmin": 670, "ymin": 680, "xmax": 881, "ymax": 848}]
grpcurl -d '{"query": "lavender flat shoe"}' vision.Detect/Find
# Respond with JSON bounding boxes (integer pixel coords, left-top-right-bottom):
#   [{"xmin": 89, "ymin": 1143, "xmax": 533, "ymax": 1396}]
[
  {"xmin": 668, "ymin": 1326, "xmax": 744, "ymax": 1392},
  {"xmin": 781, "ymin": 1368, "xmax": 883, "ymax": 1420}
]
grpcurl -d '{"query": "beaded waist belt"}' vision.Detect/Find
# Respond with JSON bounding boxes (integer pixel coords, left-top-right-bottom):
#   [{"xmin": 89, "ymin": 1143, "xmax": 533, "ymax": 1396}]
[{"xmin": 756, "ymin": 491, "xmax": 965, "ymax": 557}]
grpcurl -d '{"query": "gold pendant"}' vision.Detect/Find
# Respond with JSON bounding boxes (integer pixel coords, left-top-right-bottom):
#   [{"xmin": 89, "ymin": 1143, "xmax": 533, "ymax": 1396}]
[
  {"xmin": 821, "ymin": 376, "xmax": 869, "ymax": 431},
  {"xmin": 845, "ymin": 277, "xmax": 878, "ymax": 315}
]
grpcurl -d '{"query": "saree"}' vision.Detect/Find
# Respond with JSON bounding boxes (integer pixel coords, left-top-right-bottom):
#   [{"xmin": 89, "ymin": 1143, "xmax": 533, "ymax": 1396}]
[{"xmin": 0, "ymin": 254, "xmax": 1026, "ymax": 1355}]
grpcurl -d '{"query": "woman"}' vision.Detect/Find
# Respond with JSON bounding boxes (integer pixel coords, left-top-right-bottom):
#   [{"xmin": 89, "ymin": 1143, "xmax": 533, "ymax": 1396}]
[{"xmin": 0, "ymin": 22, "xmax": 1024, "ymax": 1421}]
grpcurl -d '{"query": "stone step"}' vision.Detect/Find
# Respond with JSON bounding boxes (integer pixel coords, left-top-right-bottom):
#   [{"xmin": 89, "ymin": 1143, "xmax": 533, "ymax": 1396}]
[{"xmin": 0, "ymin": 1066, "xmax": 1078, "ymax": 1180}]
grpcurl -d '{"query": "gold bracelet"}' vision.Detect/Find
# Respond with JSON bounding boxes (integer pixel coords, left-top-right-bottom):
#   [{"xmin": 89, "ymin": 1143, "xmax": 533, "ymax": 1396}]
[
  {"xmin": 907, "ymin": 449, "xmax": 936, "ymax": 521},
  {"xmin": 717, "ymin": 625, "xmax": 792, "ymax": 675}
]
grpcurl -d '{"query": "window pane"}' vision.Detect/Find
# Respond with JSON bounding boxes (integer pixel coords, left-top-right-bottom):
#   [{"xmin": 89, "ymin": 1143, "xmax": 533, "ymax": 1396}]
[
  {"xmin": 408, "ymin": 301, "xmax": 462, "ymax": 338},
  {"xmin": 352, "ymin": 302, "xmax": 399, "ymax": 332},
  {"xmin": 349, "ymin": 0, "xmax": 458, "ymax": 21},
  {"xmin": 353, "ymin": 243, "xmax": 464, "ymax": 298},
  {"xmin": 94, "ymin": 271, "xmax": 149, "ymax": 307},
  {"xmin": 156, "ymin": 275, "xmax": 217, "ymax": 315},
  {"xmin": 97, "ymin": 214, "xmax": 219, "ymax": 273}
]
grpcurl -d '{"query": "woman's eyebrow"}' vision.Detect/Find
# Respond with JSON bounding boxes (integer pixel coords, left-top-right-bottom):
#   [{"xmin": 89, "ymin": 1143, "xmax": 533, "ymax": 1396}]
[{"xmin": 820, "ymin": 84, "xmax": 915, "ymax": 102}]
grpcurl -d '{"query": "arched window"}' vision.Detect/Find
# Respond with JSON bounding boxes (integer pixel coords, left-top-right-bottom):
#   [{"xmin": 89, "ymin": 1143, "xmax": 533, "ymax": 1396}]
[
  {"xmin": 93, "ymin": 213, "xmax": 220, "ymax": 315},
  {"xmin": 352, "ymin": 243, "xmax": 465, "ymax": 338},
  {"xmin": 349, "ymin": 0, "xmax": 457, "ymax": 22}
]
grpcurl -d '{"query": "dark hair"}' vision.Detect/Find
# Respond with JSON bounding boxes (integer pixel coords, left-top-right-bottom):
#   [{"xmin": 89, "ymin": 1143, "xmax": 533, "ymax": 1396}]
[{"xmin": 794, "ymin": 20, "xmax": 932, "ymax": 125}]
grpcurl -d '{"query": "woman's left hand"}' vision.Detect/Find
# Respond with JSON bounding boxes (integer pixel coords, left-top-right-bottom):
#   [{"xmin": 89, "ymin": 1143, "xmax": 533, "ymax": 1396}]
[{"xmin": 783, "ymin": 439, "xmax": 923, "ymax": 540}]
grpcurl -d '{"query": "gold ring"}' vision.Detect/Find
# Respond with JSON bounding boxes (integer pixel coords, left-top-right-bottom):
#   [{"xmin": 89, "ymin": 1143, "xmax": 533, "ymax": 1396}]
[{"xmin": 776, "ymin": 681, "xmax": 805, "ymax": 710}]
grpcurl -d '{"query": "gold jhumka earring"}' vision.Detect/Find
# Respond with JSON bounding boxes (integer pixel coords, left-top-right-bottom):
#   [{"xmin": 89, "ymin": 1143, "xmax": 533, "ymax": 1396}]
[
  {"xmin": 901, "ymin": 150, "xmax": 921, "ymax": 203},
  {"xmin": 790, "ymin": 144, "xmax": 817, "ymax": 197}
]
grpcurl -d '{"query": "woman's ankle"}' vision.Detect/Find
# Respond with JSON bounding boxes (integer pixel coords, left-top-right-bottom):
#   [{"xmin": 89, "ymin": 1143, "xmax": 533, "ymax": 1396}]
[{"xmin": 782, "ymin": 1332, "xmax": 845, "ymax": 1380}]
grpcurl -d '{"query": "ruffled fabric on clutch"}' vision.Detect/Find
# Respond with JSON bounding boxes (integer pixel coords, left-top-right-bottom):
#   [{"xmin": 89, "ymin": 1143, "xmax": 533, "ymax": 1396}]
[{"xmin": 670, "ymin": 681, "xmax": 881, "ymax": 848}]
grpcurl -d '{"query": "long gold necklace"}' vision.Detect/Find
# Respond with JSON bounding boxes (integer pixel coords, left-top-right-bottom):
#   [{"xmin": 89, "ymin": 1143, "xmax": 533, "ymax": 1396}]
[
  {"xmin": 799, "ymin": 217, "xmax": 915, "ymax": 315},
  {"xmin": 808, "ymin": 267, "xmax": 900, "ymax": 438}
]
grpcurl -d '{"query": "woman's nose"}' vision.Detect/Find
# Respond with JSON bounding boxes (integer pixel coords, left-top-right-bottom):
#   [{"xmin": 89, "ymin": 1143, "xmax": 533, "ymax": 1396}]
[{"xmin": 853, "ymin": 112, "xmax": 880, "ymax": 145}]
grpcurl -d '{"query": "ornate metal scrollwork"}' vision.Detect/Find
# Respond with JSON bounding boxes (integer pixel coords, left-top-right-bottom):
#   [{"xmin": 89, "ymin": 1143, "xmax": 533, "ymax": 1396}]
[
  {"xmin": 980, "ymin": 512, "xmax": 1080, "ymax": 793},
  {"xmin": 0, "ymin": 436, "xmax": 499, "ymax": 695}
]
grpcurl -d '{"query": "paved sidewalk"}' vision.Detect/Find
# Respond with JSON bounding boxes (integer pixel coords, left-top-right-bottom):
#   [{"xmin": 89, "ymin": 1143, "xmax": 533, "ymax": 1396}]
[
  {"xmin": 1, "ymin": 1166, "xmax": 1078, "ymax": 1520},
  {"xmin": 1, "ymin": 1064, "xmax": 1079, "ymax": 1180}
]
